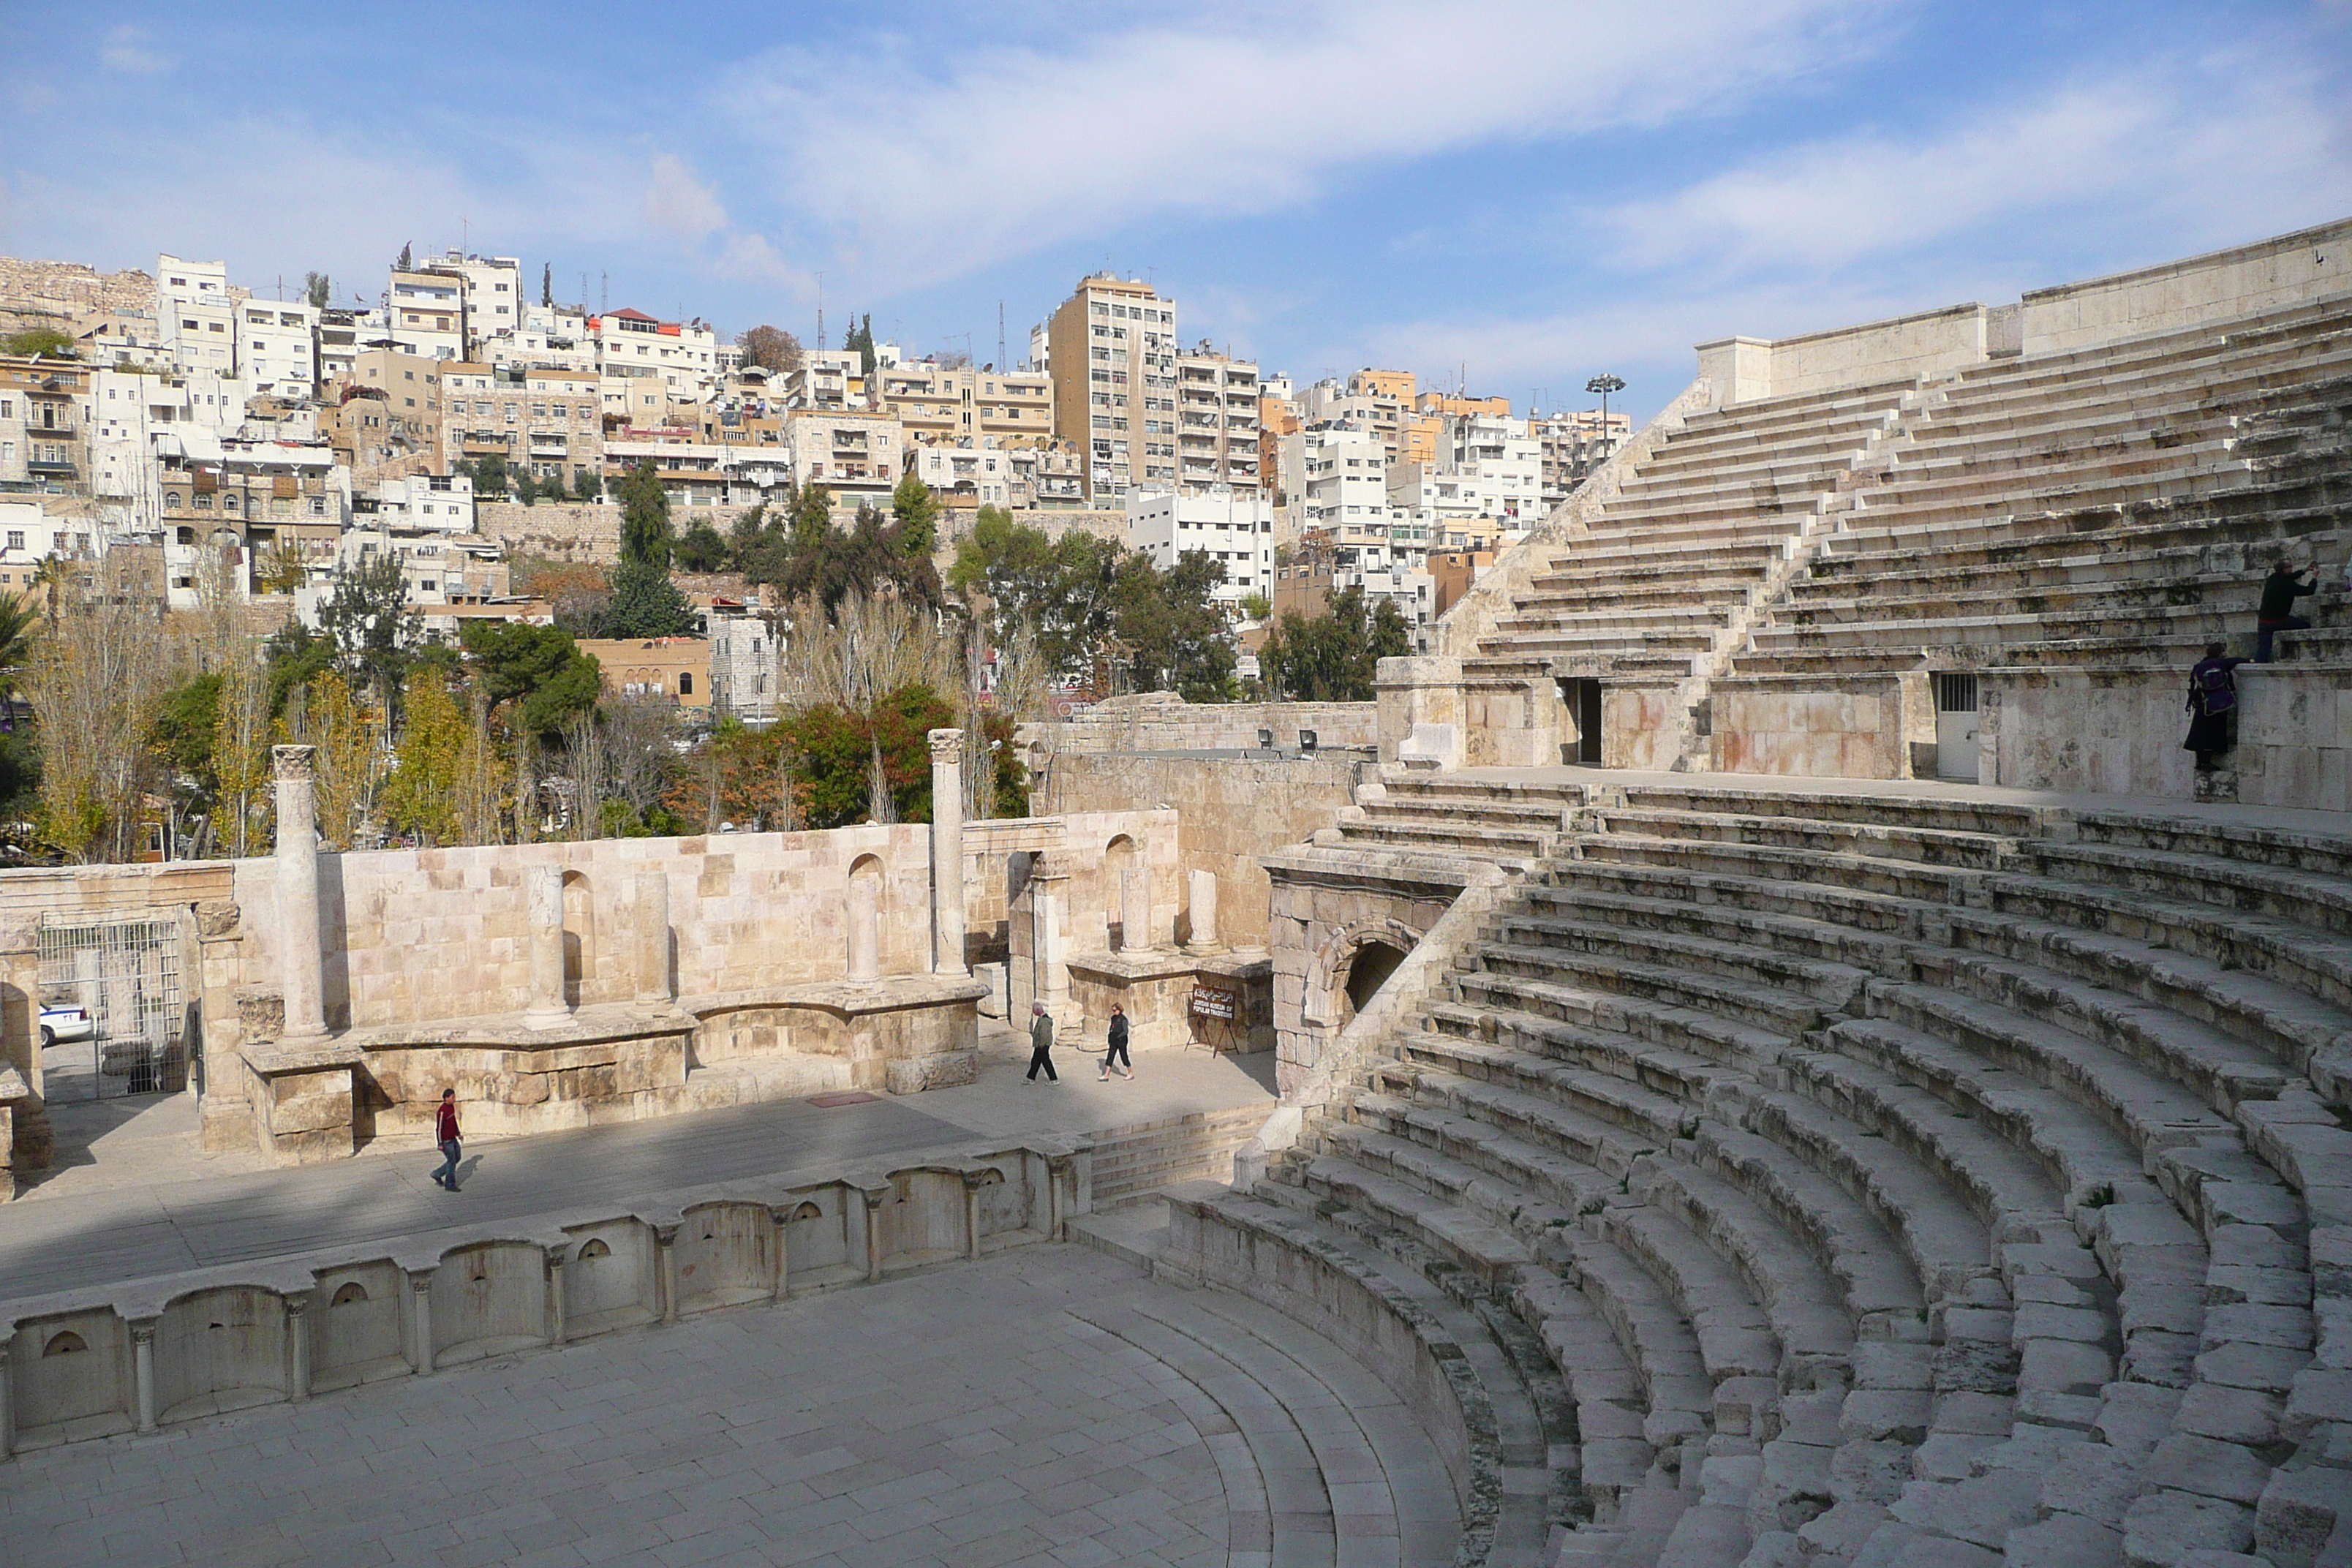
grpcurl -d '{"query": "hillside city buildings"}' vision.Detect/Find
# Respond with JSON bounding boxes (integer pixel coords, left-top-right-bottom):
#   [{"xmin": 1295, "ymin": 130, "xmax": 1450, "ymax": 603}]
[{"xmin": 0, "ymin": 245, "xmax": 1632, "ymax": 694}]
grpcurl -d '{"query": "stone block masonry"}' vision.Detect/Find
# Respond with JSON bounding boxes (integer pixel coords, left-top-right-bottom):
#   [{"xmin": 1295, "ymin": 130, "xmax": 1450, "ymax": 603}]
[{"xmin": 1032, "ymin": 691, "xmax": 1379, "ymax": 757}]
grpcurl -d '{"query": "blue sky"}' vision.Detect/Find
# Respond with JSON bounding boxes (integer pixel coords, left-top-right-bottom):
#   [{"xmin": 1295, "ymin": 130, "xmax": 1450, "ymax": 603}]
[{"xmin": 3, "ymin": 2, "xmax": 2348, "ymax": 423}]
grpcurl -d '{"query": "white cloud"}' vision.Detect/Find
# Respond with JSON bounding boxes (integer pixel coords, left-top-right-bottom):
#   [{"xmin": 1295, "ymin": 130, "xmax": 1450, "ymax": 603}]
[
  {"xmin": 715, "ymin": 0, "xmax": 1882, "ymax": 293},
  {"xmin": 642, "ymin": 154, "xmax": 728, "ymax": 244},
  {"xmin": 99, "ymin": 24, "xmax": 168, "ymax": 75},
  {"xmin": 1364, "ymin": 46, "xmax": 2352, "ymax": 410},
  {"xmin": 1599, "ymin": 51, "xmax": 2352, "ymax": 279}
]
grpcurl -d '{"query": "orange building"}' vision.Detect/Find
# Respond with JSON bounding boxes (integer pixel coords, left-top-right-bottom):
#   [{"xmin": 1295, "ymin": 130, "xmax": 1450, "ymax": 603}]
[{"xmin": 576, "ymin": 637, "xmax": 712, "ymax": 706}]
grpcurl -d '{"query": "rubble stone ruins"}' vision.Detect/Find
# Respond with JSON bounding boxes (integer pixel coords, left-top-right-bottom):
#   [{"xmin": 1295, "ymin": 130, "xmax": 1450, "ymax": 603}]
[{"xmin": 4, "ymin": 219, "xmax": 2351, "ymax": 1568}]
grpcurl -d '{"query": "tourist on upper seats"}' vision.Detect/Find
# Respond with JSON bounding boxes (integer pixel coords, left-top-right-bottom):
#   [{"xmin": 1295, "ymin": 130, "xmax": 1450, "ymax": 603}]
[
  {"xmin": 2185, "ymin": 641, "xmax": 2249, "ymax": 772},
  {"xmin": 2255, "ymin": 556, "xmax": 2317, "ymax": 663}
]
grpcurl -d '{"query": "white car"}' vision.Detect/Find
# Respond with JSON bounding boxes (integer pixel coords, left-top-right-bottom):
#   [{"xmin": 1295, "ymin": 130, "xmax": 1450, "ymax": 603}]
[{"xmin": 39, "ymin": 1003, "xmax": 93, "ymax": 1048}]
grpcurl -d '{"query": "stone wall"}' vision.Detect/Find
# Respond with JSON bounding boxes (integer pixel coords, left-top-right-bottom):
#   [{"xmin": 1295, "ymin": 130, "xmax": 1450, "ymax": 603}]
[
  {"xmin": 0, "ymin": 257, "xmax": 154, "ymax": 336},
  {"xmin": 1033, "ymin": 693, "xmax": 1379, "ymax": 758},
  {"xmin": 1042, "ymin": 753, "xmax": 1357, "ymax": 950},
  {"xmin": 1707, "ymin": 673, "xmax": 1935, "ymax": 780},
  {"xmin": 476, "ymin": 502, "xmax": 622, "ymax": 563},
  {"xmin": 1983, "ymin": 663, "xmax": 2352, "ymax": 810}
]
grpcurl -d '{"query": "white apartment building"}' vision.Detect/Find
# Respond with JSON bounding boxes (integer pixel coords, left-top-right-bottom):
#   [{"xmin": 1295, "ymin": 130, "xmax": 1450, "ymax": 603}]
[
  {"xmin": 1172, "ymin": 347, "xmax": 1261, "ymax": 493},
  {"xmin": 156, "ymin": 255, "xmax": 238, "ymax": 376},
  {"xmin": 780, "ymin": 410, "xmax": 903, "ymax": 510},
  {"xmin": 591, "ymin": 309, "xmax": 718, "ymax": 400},
  {"xmin": 485, "ymin": 301, "xmax": 598, "ymax": 374},
  {"xmin": 238, "ymin": 298, "xmax": 319, "ymax": 399},
  {"xmin": 88, "ymin": 367, "xmax": 246, "ymax": 507},
  {"xmin": 365, "ymin": 472, "xmax": 475, "ymax": 532},
  {"xmin": 416, "ymin": 250, "xmax": 522, "ymax": 357},
  {"xmin": 1289, "ymin": 423, "xmax": 1388, "ymax": 533},
  {"xmin": 704, "ymin": 602, "xmax": 782, "ymax": 723},
  {"xmin": 1126, "ymin": 485, "xmax": 1274, "ymax": 610},
  {"xmin": 1045, "ymin": 275, "xmax": 1177, "ymax": 502},
  {"xmin": 388, "ymin": 270, "xmax": 465, "ymax": 359},
  {"xmin": 907, "ymin": 443, "xmax": 1011, "ymax": 508},
  {"xmin": 0, "ymin": 498, "xmax": 90, "ymax": 596}
]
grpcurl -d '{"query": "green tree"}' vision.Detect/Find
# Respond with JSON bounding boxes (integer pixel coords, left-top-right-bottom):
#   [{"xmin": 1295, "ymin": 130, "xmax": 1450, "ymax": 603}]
[
  {"xmin": 302, "ymin": 272, "xmax": 332, "ymax": 309},
  {"xmin": 151, "ymin": 671, "xmax": 222, "ymax": 804},
  {"xmin": 676, "ymin": 519, "xmax": 728, "ymax": 573},
  {"xmin": 541, "ymin": 263, "xmax": 552, "ymax": 306},
  {"xmin": 1240, "ymin": 592, "xmax": 1273, "ymax": 622},
  {"xmin": 777, "ymin": 684, "xmax": 957, "ymax": 829},
  {"xmin": 603, "ymin": 559, "xmax": 696, "ymax": 638},
  {"xmin": 1256, "ymin": 585, "xmax": 1410, "ymax": 701},
  {"xmin": 948, "ymin": 507, "xmax": 1118, "ymax": 676},
  {"xmin": 316, "ymin": 553, "xmax": 418, "ymax": 705},
  {"xmin": 891, "ymin": 473, "xmax": 941, "ymax": 559},
  {"xmin": 571, "ymin": 465, "xmax": 603, "ymax": 502},
  {"xmin": 381, "ymin": 668, "xmax": 465, "ymax": 843},
  {"xmin": 515, "ymin": 472, "xmax": 540, "ymax": 506},
  {"xmin": 726, "ymin": 502, "xmax": 778, "ymax": 571},
  {"xmin": 3, "ymin": 327, "xmax": 73, "ymax": 358},
  {"xmin": 471, "ymin": 452, "xmax": 511, "ymax": 498},
  {"xmin": 459, "ymin": 622, "xmax": 603, "ymax": 741},
  {"xmin": 617, "ymin": 460, "xmax": 673, "ymax": 568},
  {"xmin": 263, "ymin": 620, "xmax": 336, "ymax": 716},
  {"xmin": 1113, "ymin": 549, "xmax": 1237, "ymax": 702},
  {"xmin": 767, "ymin": 502, "xmax": 941, "ymax": 616},
  {"xmin": 843, "ymin": 314, "xmax": 876, "ymax": 378}
]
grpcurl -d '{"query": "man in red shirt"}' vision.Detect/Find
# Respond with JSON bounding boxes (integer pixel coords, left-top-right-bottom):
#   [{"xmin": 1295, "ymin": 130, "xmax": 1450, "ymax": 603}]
[{"xmin": 432, "ymin": 1090, "xmax": 463, "ymax": 1191}]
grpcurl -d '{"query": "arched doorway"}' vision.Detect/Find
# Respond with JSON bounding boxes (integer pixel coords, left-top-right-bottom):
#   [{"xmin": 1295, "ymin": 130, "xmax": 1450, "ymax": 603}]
[{"xmin": 1342, "ymin": 940, "xmax": 1409, "ymax": 1022}]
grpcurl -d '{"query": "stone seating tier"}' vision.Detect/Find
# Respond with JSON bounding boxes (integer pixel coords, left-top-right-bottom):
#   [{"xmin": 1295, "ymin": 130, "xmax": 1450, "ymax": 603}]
[{"xmin": 1207, "ymin": 786, "xmax": 2352, "ymax": 1565}]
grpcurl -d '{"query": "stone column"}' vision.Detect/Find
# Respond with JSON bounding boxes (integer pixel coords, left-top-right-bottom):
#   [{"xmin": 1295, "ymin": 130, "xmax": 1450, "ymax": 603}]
[
  {"xmin": 928, "ymin": 729, "xmax": 968, "ymax": 977},
  {"xmin": 1186, "ymin": 870, "xmax": 1224, "ymax": 952},
  {"xmin": 655, "ymin": 1224, "xmax": 681, "ymax": 1323},
  {"xmin": 1031, "ymin": 857, "xmax": 1071, "ymax": 1027},
  {"xmin": 285, "ymin": 1292, "xmax": 312, "ymax": 1402},
  {"xmin": 861, "ymin": 1186, "xmax": 887, "ymax": 1283},
  {"xmin": 409, "ymin": 1269, "xmax": 437, "ymax": 1375},
  {"xmin": 1120, "ymin": 868, "xmax": 1153, "ymax": 954},
  {"xmin": 273, "ymin": 746, "xmax": 328, "ymax": 1041},
  {"xmin": 633, "ymin": 872, "xmax": 671, "ymax": 1004},
  {"xmin": 521, "ymin": 865, "xmax": 571, "ymax": 1030},
  {"xmin": 131, "ymin": 1319, "xmax": 158, "ymax": 1433},
  {"xmin": 962, "ymin": 1172, "xmax": 987, "ymax": 1262},
  {"xmin": 846, "ymin": 871, "xmax": 881, "ymax": 984},
  {"xmin": 0, "ymin": 1343, "xmax": 11, "ymax": 1457},
  {"xmin": 543, "ymin": 1249, "xmax": 566, "ymax": 1345}
]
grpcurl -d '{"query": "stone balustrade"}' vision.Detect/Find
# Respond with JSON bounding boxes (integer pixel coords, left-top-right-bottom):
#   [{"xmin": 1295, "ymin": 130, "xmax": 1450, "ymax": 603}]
[{"xmin": 0, "ymin": 1137, "xmax": 1087, "ymax": 1456}]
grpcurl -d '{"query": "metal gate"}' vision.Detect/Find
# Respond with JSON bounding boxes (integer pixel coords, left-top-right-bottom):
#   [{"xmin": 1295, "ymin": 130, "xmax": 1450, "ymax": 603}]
[
  {"xmin": 1933, "ymin": 672, "xmax": 1982, "ymax": 784},
  {"xmin": 34, "ymin": 913, "xmax": 187, "ymax": 1102}
]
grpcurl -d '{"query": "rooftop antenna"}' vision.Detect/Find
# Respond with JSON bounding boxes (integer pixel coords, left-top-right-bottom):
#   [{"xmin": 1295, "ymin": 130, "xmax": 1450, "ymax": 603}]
[
  {"xmin": 600, "ymin": 271, "xmax": 608, "ymax": 312},
  {"xmin": 815, "ymin": 271, "xmax": 826, "ymax": 349},
  {"xmin": 998, "ymin": 301, "xmax": 1006, "ymax": 373}
]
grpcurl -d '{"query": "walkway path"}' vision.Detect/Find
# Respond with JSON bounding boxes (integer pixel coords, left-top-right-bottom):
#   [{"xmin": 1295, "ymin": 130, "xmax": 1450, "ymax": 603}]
[{"xmin": 0, "ymin": 1038, "xmax": 1275, "ymax": 1304}]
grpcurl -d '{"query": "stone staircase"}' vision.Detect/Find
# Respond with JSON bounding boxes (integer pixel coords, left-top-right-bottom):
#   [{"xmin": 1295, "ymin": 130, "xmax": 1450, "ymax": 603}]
[
  {"xmin": 1724, "ymin": 296, "xmax": 2352, "ymax": 687},
  {"xmin": 1206, "ymin": 786, "xmax": 2351, "ymax": 1567}
]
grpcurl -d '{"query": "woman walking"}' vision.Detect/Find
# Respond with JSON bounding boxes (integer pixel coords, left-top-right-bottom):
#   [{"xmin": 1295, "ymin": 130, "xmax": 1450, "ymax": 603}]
[{"xmin": 1100, "ymin": 1004, "xmax": 1133, "ymax": 1081}]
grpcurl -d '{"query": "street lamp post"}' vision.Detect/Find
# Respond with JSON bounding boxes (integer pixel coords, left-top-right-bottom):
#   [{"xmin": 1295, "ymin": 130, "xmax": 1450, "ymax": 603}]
[{"xmin": 1586, "ymin": 373, "xmax": 1626, "ymax": 464}]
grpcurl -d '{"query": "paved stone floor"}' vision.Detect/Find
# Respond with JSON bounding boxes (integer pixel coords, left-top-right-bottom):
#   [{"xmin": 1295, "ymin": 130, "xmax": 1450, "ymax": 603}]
[
  {"xmin": 1, "ymin": 1038, "xmax": 1276, "ymax": 1303},
  {"xmin": 0, "ymin": 1245, "xmax": 1458, "ymax": 1568}
]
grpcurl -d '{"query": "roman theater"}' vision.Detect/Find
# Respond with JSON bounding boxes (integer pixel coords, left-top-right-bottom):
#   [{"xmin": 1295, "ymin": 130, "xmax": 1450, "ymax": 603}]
[{"xmin": 3, "ymin": 221, "xmax": 2349, "ymax": 1568}]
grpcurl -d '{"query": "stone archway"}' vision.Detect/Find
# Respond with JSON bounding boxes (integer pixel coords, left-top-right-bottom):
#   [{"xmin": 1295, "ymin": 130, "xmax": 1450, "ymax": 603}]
[{"xmin": 1342, "ymin": 940, "xmax": 1409, "ymax": 1022}]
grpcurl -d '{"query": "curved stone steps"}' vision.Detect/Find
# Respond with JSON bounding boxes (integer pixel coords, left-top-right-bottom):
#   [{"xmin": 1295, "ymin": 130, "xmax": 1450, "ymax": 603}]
[
  {"xmin": 1419, "ymin": 1006, "xmax": 1748, "ymax": 1104},
  {"xmin": 1921, "ymin": 946, "xmax": 2296, "ymax": 1117},
  {"xmin": 2027, "ymin": 837, "xmax": 2352, "ymax": 943},
  {"xmin": 1536, "ymin": 862, "xmax": 1934, "ymax": 940},
  {"xmin": 1577, "ymin": 833, "xmax": 1975, "ymax": 905},
  {"xmin": 1430, "ymin": 985, "xmax": 1786, "ymax": 1076},
  {"xmin": 1153, "ymin": 1288, "xmax": 1475, "ymax": 1567},
  {"xmin": 1515, "ymin": 1266, "xmax": 1665, "ymax": 1529},
  {"xmin": 1471, "ymin": 943, "xmax": 1835, "ymax": 1039},
  {"xmin": 1709, "ymin": 1079, "xmax": 1999, "ymax": 1305},
  {"xmin": 1395, "ymin": 1033, "xmax": 1704, "ymax": 1147},
  {"xmin": 1239, "ymin": 1181, "xmax": 1571, "ymax": 1565},
  {"xmin": 1947, "ymin": 908, "xmax": 2352, "ymax": 1103},
  {"xmin": 1500, "ymin": 894, "xmax": 1913, "ymax": 981},
  {"xmin": 1586, "ymin": 807, "xmax": 2019, "ymax": 871},
  {"xmin": 1986, "ymin": 870, "xmax": 2352, "ymax": 1022},
  {"xmin": 1064, "ymin": 1305, "xmax": 1345, "ymax": 1567},
  {"xmin": 1567, "ymin": 1235, "xmax": 1720, "ymax": 1450}
]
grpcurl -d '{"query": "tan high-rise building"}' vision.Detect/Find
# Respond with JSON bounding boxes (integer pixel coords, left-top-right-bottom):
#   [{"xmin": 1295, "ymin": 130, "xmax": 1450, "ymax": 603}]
[
  {"xmin": 1045, "ymin": 274, "xmax": 1175, "ymax": 501},
  {"xmin": 1172, "ymin": 344, "xmax": 1261, "ymax": 492}
]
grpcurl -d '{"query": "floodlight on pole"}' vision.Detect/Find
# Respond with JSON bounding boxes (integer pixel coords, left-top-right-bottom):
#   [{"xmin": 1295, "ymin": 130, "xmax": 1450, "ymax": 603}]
[{"xmin": 1585, "ymin": 373, "xmax": 1627, "ymax": 459}]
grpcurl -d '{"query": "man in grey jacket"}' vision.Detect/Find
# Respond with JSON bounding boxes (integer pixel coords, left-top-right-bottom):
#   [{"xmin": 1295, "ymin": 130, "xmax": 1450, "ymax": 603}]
[{"xmin": 1025, "ymin": 1001, "xmax": 1058, "ymax": 1083}]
